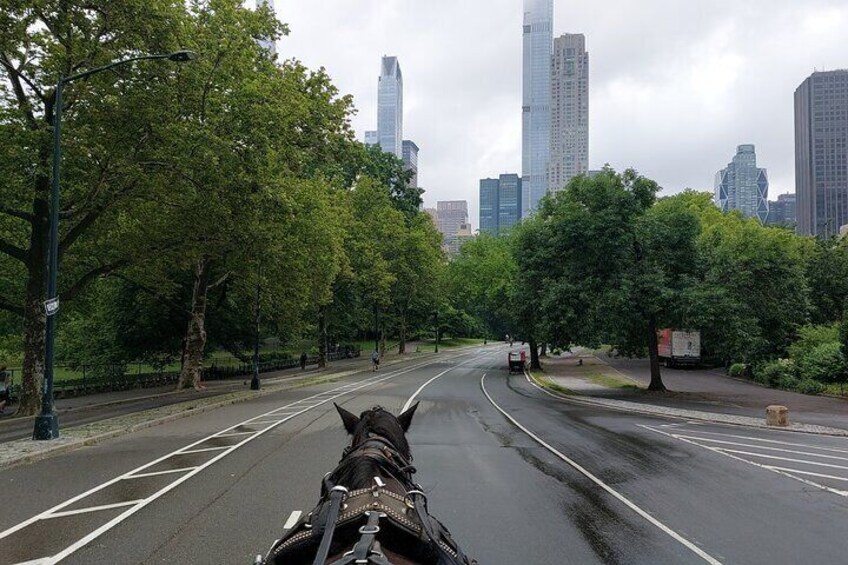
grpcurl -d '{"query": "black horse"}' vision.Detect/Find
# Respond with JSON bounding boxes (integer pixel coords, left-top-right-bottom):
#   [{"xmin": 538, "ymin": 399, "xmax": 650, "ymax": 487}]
[{"xmin": 258, "ymin": 403, "xmax": 475, "ymax": 565}]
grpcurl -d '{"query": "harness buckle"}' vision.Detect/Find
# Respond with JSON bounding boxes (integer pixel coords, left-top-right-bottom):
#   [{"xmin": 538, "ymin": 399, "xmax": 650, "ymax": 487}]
[{"xmin": 358, "ymin": 524, "xmax": 380, "ymax": 535}]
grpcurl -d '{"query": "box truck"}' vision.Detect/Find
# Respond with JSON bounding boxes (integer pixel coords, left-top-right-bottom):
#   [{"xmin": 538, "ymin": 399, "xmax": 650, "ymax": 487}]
[{"xmin": 657, "ymin": 329, "xmax": 701, "ymax": 368}]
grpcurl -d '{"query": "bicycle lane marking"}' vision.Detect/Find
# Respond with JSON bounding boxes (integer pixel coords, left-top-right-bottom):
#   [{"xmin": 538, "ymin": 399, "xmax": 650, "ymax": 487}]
[{"xmin": 0, "ymin": 350, "xmax": 483, "ymax": 565}]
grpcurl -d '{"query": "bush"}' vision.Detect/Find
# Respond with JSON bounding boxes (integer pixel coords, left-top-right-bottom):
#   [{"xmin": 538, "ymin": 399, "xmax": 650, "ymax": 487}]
[
  {"xmin": 796, "ymin": 342, "xmax": 845, "ymax": 384},
  {"xmin": 728, "ymin": 363, "xmax": 748, "ymax": 378},
  {"xmin": 777, "ymin": 374, "xmax": 800, "ymax": 390},
  {"xmin": 754, "ymin": 359, "xmax": 796, "ymax": 387},
  {"xmin": 795, "ymin": 379, "xmax": 826, "ymax": 395},
  {"xmin": 788, "ymin": 324, "xmax": 840, "ymax": 361}
]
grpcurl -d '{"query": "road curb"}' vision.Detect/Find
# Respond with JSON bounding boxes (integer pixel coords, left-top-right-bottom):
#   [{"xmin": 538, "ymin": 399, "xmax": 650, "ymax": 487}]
[{"xmin": 526, "ymin": 370, "xmax": 848, "ymax": 438}]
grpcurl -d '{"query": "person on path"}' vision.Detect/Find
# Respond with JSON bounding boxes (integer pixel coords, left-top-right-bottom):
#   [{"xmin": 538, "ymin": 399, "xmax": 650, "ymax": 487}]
[
  {"xmin": 371, "ymin": 350, "xmax": 380, "ymax": 372},
  {"xmin": 0, "ymin": 366, "xmax": 10, "ymax": 415},
  {"xmin": 300, "ymin": 352, "xmax": 308, "ymax": 371}
]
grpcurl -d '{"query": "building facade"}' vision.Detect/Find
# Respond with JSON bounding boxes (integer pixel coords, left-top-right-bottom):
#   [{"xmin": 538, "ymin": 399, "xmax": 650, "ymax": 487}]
[
  {"xmin": 766, "ymin": 193, "xmax": 797, "ymax": 227},
  {"xmin": 715, "ymin": 144, "xmax": 769, "ymax": 223},
  {"xmin": 549, "ymin": 34, "xmax": 589, "ymax": 193},
  {"xmin": 522, "ymin": 0, "xmax": 553, "ymax": 217},
  {"xmin": 377, "ymin": 56, "xmax": 403, "ymax": 158},
  {"xmin": 479, "ymin": 174, "xmax": 523, "ymax": 236},
  {"xmin": 402, "ymin": 140, "xmax": 419, "ymax": 188},
  {"xmin": 795, "ymin": 70, "xmax": 848, "ymax": 237},
  {"xmin": 436, "ymin": 201, "xmax": 469, "ymax": 255},
  {"xmin": 364, "ymin": 130, "xmax": 378, "ymax": 146}
]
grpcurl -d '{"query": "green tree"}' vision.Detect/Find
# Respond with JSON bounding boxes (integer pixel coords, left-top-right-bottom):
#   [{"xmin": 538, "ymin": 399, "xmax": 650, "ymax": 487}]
[{"xmin": 0, "ymin": 0, "xmax": 198, "ymax": 413}]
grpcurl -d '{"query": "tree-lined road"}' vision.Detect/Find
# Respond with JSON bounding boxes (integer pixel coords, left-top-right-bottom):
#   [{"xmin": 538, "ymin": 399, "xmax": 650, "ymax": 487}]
[{"xmin": 0, "ymin": 347, "xmax": 845, "ymax": 564}]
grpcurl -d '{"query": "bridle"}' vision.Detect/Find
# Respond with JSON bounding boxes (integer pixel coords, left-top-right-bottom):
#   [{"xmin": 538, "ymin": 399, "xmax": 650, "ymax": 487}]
[{"xmin": 260, "ymin": 429, "xmax": 473, "ymax": 565}]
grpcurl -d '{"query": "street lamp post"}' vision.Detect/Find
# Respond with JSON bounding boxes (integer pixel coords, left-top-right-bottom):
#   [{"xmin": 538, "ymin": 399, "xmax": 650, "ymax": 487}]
[
  {"xmin": 434, "ymin": 310, "xmax": 440, "ymax": 353},
  {"xmin": 33, "ymin": 50, "xmax": 197, "ymax": 440}
]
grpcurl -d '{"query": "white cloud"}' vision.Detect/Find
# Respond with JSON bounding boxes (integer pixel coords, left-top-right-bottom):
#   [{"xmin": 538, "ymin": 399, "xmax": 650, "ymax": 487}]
[{"xmin": 276, "ymin": 0, "xmax": 848, "ymax": 224}]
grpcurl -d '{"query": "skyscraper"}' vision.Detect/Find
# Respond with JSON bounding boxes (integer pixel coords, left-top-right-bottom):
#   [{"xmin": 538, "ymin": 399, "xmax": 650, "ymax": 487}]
[
  {"xmin": 795, "ymin": 70, "xmax": 848, "ymax": 237},
  {"xmin": 364, "ymin": 131, "xmax": 378, "ymax": 146},
  {"xmin": 715, "ymin": 145, "xmax": 769, "ymax": 223},
  {"xmin": 479, "ymin": 174, "xmax": 523, "ymax": 235},
  {"xmin": 549, "ymin": 34, "xmax": 589, "ymax": 193},
  {"xmin": 378, "ymin": 56, "xmax": 403, "ymax": 158},
  {"xmin": 402, "ymin": 140, "xmax": 419, "ymax": 188},
  {"xmin": 766, "ymin": 193, "xmax": 797, "ymax": 228},
  {"xmin": 256, "ymin": 0, "xmax": 277, "ymax": 57},
  {"xmin": 522, "ymin": 0, "xmax": 553, "ymax": 217},
  {"xmin": 436, "ymin": 201, "xmax": 469, "ymax": 255}
]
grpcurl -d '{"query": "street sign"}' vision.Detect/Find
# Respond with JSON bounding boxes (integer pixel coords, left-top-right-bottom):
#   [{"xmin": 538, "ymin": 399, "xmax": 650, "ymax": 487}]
[{"xmin": 44, "ymin": 298, "xmax": 60, "ymax": 316}]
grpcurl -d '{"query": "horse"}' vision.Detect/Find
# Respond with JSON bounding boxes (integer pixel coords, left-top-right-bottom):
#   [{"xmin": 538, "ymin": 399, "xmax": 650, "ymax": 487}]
[{"xmin": 257, "ymin": 403, "xmax": 476, "ymax": 565}]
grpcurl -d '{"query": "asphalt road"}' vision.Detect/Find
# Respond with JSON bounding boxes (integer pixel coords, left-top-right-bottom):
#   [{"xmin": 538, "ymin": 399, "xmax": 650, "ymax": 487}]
[{"xmin": 0, "ymin": 345, "xmax": 846, "ymax": 564}]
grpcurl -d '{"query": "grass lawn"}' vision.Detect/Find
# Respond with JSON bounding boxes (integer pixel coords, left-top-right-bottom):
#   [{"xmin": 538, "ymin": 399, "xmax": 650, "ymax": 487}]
[
  {"xmin": 415, "ymin": 337, "xmax": 486, "ymax": 352},
  {"xmin": 584, "ymin": 371, "xmax": 643, "ymax": 391}
]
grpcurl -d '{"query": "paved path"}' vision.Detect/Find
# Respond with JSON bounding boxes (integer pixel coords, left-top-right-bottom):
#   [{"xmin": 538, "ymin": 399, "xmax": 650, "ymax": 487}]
[
  {"xmin": 539, "ymin": 352, "xmax": 848, "ymax": 432},
  {"xmin": 0, "ymin": 344, "xmax": 846, "ymax": 564}
]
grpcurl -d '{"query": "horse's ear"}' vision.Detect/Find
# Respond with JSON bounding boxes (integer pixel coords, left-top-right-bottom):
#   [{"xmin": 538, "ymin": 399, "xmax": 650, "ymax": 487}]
[
  {"xmin": 397, "ymin": 402, "xmax": 419, "ymax": 432},
  {"xmin": 335, "ymin": 403, "xmax": 360, "ymax": 434}
]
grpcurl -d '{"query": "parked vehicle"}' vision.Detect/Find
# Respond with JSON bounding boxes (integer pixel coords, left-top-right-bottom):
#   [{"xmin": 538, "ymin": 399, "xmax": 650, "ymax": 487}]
[{"xmin": 657, "ymin": 329, "xmax": 701, "ymax": 368}]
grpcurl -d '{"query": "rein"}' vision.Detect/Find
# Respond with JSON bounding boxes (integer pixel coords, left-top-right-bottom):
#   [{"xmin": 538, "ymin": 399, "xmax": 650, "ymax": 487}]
[{"xmin": 261, "ymin": 432, "xmax": 472, "ymax": 565}]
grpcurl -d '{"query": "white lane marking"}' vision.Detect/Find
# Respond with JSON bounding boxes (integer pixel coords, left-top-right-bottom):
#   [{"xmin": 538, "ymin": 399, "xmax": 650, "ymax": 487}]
[
  {"xmin": 763, "ymin": 466, "xmax": 848, "ymax": 486},
  {"xmin": 401, "ymin": 355, "xmax": 484, "ymax": 411},
  {"xmin": 715, "ymin": 449, "xmax": 848, "ymax": 471},
  {"xmin": 0, "ymin": 349, "xmax": 481, "ymax": 564},
  {"xmin": 217, "ymin": 431, "xmax": 258, "ymax": 437},
  {"xmin": 668, "ymin": 429, "xmax": 848, "ymax": 454},
  {"xmin": 46, "ymin": 501, "xmax": 144, "ymax": 519},
  {"xmin": 129, "ymin": 468, "xmax": 198, "ymax": 479},
  {"xmin": 642, "ymin": 425, "xmax": 848, "ymax": 499},
  {"xmin": 178, "ymin": 446, "xmax": 230, "ymax": 455},
  {"xmin": 672, "ymin": 435, "xmax": 848, "ymax": 462},
  {"xmin": 481, "ymin": 375, "xmax": 722, "ymax": 565},
  {"xmin": 283, "ymin": 510, "xmax": 302, "ymax": 530}
]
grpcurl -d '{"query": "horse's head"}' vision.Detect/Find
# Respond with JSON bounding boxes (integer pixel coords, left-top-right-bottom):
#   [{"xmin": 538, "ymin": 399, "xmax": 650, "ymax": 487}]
[{"xmin": 333, "ymin": 403, "xmax": 419, "ymax": 461}]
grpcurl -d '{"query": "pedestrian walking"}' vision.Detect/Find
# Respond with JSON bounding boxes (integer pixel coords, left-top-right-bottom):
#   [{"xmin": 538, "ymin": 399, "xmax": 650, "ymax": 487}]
[
  {"xmin": 0, "ymin": 366, "xmax": 10, "ymax": 415},
  {"xmin": 300, "ymin": 352, "xmax": 308, "ymax": 371},
  {"xmin": 371, "ymin": 350, "xmax": 380, "ymax": 372}
]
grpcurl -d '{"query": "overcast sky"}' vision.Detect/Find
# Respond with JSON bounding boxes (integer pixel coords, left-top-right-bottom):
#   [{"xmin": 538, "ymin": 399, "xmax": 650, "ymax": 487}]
[{"xmin": 274, "ymin": 1, "xmax": 848, "ymax": 226}]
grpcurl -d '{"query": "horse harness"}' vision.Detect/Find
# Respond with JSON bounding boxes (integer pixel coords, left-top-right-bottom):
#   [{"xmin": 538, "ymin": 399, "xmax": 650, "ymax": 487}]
[{"xmin": 261, "ymin": 434, "xmax": 474, "ymax": 565}]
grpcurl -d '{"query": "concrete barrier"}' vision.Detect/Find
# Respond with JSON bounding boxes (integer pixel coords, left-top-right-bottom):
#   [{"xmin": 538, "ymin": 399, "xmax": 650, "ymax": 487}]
[{"xmin": 766, "ymin": 405, "xmax": 789, "ymax": 427}]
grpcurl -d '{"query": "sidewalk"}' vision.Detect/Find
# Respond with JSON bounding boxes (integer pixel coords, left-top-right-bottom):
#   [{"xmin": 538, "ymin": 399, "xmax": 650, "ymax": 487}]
[{"xmin": 536, "ymin": 351, "xmax": 848, "ymax": 435}]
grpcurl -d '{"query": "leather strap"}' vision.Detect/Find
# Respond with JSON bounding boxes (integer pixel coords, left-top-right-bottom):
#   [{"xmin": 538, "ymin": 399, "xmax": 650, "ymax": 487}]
[{"xmin": 312, "ymin": 486, "xmax": 348, "ymax": 565}]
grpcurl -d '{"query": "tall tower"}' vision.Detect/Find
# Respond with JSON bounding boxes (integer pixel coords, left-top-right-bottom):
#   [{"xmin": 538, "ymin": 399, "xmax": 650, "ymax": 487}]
[
  {"xmin": 549, "ymin": 34, "xmax": 589, "ymax": 193},
  {"xmin": 795, "ymin": 70, "xmax": 848, "ymax": 237},
  {"xmin": 522, "ymin": 0, "xmax": 553, "ymax": 217},
  {"xmin": 378, "ymin": 56, "xmax": 403, "ymax": 158},
  {"xmin": 256, "ymin": 0, "xmax": 277, "ymax": 57},
  {"xmin": 715, "ymin": 145, "xmax": 769, "ymax": 223}
]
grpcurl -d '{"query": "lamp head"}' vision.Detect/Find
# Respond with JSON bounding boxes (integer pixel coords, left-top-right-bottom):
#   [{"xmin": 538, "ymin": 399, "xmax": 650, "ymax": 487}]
[{"xmin": 167, "ymin": 50, "xmax": 198, "ymax": 62}]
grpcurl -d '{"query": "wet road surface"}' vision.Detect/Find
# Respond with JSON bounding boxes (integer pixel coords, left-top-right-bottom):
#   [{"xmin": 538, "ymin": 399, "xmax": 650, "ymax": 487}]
[{"xmin": 0, "ymin": 346, "xmax": 845, "ymax": 564}]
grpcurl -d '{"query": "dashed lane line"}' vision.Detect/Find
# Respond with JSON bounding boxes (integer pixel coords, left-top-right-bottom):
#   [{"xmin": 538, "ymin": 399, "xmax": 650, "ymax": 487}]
[
  {"xmin": 481, "ymin": 374, "xmax": 723, "ymax": 565},
  {"xmin": 0, "ymin": 349, "xmax": 482, "ymax": 565}
]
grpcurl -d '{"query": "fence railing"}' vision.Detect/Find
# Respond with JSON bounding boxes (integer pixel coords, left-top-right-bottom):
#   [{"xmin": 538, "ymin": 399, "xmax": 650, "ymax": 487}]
[{"xmin": 3, "ymin": 346, "xmax": 360, "ymax": 401}]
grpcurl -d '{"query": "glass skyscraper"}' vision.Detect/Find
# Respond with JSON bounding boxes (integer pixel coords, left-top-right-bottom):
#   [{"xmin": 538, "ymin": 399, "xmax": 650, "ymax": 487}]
[
  {"xmin": 378, "ymin": 56, "xmax": 403, "ymax": 158},
  {"xmin": 715, "ymin": 145, "xmax": 769, "ymax": 223},
  {"xmin": 549, "ymin": 34, "xmax": 589, "ymax": 193},
  {"xmin": 795, "ymin": 70, "xmax": 848, "ymax": 237},
  {"xmin": 479, "ymin": 174, "xmax": 523, "ymax": 235},
  {"xmin": 522, "ymin": 0, "xmax": 553, "ymax": 217},
  {"xmin": 402, "ymin": 140, "xmax": 419, "ymax": 188}
]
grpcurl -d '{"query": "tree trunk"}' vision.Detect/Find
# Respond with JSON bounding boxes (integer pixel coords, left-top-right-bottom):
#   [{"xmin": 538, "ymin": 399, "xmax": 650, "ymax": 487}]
[
  {"xmin": 646, "ymin": 314, "xmax": 666, "ymax": 391},
  {"xmin": 540, "ymin": 343, "xmax": 547, "ymax": 357},
  {"xmin": 178, "ymin": 258, "xmax": 212, "ymax": 390},
  {"xmin": 398, "ymin": 313, "xmax": 406, "ymax": 354},
  {"xmin": 318, "ymin": 307, "xmax": 328, "ymax": 369},
  {"xmin": 380, "ymin": 329, "xmax": 386, "ymax": 360},
  {"xmin": 18, "ymin": 195, "xmax": 50, "ymax": 416},
  {"xmin": 529, "ymin": 338, "xmax": 541, "ymax": 370}
]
